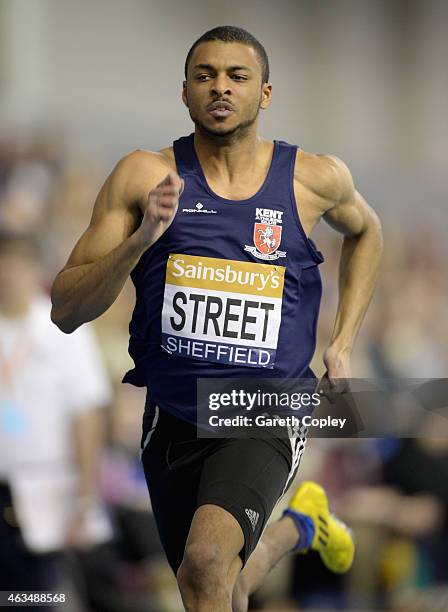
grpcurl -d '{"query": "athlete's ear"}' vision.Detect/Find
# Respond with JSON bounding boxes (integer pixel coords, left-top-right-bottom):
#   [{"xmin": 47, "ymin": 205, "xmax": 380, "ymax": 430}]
[
  {"xmin": 182, "ymin": 81, "xmax": 189, "ymax": 108},
  {"xmin": 260, "ymin": 83, "xmax": 273, "ymax": 110}
]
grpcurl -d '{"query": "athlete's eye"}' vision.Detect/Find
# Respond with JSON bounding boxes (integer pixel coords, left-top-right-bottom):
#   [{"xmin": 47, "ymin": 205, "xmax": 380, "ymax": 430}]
[
  {"xmin": 196, "ymin": 74, "xmax": 211, "ymax": 81},
  {"xmin": 232, "ymin": 75, "xmax": 248, "ymax": 81}
]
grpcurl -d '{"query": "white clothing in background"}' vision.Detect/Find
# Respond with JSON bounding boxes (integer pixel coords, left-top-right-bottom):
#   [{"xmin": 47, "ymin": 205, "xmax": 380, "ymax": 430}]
[{"xmin": 0, "ymin": 294, "xmax": 113, "ymax": 552}]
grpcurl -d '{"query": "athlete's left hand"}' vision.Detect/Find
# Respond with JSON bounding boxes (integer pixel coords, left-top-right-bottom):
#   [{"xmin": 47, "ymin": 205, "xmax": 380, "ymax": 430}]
[{"xmin": 320, "ymin": 346, "xmax": 351, "ymax": 399}]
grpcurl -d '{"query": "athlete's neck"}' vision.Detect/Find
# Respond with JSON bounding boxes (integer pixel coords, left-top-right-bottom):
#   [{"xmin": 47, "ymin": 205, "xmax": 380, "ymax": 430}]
[{"xmin": 193, "ymin": 129, "xmax": 271, "ymax": 186}]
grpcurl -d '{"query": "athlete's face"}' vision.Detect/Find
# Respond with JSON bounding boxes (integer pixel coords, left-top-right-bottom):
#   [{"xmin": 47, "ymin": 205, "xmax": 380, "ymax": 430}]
[{"xmin": 182, "ymin": 41, "xmax": 272, "ymax": 140}]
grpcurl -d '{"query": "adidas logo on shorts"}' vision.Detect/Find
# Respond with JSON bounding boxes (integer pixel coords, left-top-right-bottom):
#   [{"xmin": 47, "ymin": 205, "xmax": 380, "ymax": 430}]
[{"xmin": 245, "ymin": 508, "xmax": 260, "ymax": 532}]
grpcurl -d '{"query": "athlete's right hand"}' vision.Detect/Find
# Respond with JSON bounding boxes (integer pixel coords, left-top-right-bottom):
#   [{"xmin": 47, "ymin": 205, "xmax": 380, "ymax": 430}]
[{"xmin": 137, "ymin": 171, "xmax": 184, "ymax": 246}]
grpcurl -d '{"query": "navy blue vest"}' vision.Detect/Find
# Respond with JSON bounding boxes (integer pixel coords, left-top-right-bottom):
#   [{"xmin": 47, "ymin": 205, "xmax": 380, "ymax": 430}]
[{"xmin": 123, "ymin": 134, "xmax": 324, "ymax": 423}]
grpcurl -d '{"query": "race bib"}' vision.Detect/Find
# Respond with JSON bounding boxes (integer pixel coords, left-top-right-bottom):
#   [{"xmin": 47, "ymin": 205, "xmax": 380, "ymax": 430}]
[{"xmin": 161, "ymin": 254, "xmax": 285, "ymax": 368}]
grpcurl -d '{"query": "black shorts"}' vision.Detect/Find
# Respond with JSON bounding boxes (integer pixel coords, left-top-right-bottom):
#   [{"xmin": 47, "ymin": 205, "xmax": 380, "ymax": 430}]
[{"xmin": 140, "ymin": 400, "xmax": 307, "ymax": 573}]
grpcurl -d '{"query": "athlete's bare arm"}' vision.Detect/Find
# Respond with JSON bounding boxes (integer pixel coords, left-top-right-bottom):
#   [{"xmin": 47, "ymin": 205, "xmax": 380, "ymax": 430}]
[
  {"xmin": 295, "ymin": 152, "xmax": 383, "ymax": 378},
  {"xmin": 51, "ymin": 150, "xmax": 182, "ymax": 333}
]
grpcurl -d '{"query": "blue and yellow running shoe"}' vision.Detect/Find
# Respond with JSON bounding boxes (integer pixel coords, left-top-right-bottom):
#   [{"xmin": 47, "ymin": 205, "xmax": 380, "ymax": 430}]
[{"xmin": 283, "ymin": 481, "xmax": 355, "ymax": 574}]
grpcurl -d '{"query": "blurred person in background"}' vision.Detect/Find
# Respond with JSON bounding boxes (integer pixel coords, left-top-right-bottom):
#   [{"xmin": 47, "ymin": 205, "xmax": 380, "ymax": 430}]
[
  {"xmin": 50, "ymin": 24, "xmax": 383, "ymax": 612},
  {"xmin": 0, "ymin": 230, "xmax": 113, "ymax": 604},
  {"xmin": 0, "ymin": 132, "xmax": 61, "ymax": 235}
]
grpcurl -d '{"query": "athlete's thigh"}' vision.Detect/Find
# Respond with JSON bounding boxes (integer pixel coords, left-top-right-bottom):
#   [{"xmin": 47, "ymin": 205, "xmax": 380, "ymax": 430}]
[{"xmin": 198, "ymin": 437, "xmax": 293, "ymax": 566}]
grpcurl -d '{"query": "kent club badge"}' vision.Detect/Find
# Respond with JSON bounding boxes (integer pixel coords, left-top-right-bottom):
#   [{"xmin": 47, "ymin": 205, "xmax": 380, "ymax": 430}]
[{"xmin": 244, "ymin": 207, "xmax": 287, "ymax": 261}]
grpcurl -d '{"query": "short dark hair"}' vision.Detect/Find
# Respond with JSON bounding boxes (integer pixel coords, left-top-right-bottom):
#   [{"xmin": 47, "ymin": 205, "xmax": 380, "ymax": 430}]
[{"xmin": 184, "ymin": 26, "xmax": 270, "ymax": 84}]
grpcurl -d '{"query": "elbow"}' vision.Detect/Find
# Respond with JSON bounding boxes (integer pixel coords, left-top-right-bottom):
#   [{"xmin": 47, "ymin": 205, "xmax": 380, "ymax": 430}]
[
  {"xmin": 370, "ymin": 208, "xmax": 383, "ymax": 235},
  {"xmin": 50, "ymin": 306, "xmax": 78, "ymax": 334},
  {"xmin": 50, "ymin": 281, "xmax": 80, "ymax": 334},
  {"xmin": 359, "ymin": 209, "xmax": 383, "ymax": 248}
]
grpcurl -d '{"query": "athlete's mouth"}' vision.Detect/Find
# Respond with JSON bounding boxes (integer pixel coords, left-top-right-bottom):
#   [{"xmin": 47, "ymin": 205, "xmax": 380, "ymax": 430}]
[{"xmin": 207, "ymin": 101, "xmax": 234, "ymax": 118}]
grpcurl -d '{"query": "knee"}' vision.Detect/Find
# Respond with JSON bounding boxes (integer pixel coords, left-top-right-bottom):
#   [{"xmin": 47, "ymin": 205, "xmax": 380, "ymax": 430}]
[{"xmin": 177, "ymin": 542, "xmax": 227, "ymax": 597}]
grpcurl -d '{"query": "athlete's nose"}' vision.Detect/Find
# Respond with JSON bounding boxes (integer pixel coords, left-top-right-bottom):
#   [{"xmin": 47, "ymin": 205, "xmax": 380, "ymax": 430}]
[{"xmin": 211, "ymin": 75, "xmax": 232, "ymax": 97}]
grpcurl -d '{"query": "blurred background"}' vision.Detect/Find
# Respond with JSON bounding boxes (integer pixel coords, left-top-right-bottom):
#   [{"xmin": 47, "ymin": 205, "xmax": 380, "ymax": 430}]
[{"xmin": 0, "ymin": 0, "xmax": 447, "ymax": 610}]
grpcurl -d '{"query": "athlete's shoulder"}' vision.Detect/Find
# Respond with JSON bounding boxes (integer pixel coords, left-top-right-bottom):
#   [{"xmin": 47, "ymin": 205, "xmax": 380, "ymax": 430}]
[
  {"xmin": 294, "ymin": 149, "xmax": 354, "ymax": 208},
  {"xmin": 115, "ymin": 148, "xmax": 174, "ymax": 178},
  {"xmin": 107, "ymin": 148, "xmax": 175, "ymax": 204}
]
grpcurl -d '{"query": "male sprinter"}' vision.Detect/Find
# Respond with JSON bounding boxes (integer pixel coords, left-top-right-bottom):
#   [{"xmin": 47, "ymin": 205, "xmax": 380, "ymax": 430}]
[{"xmin": 51, "ymin": 26, "xmax": 382, "ymax": 612}]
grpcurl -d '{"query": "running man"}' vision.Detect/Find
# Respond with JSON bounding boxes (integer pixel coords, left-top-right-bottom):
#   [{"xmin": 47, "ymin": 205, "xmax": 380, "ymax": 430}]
[{"xmin": 51, "ymin": 26, "xmax": 383, "ymax": 612}]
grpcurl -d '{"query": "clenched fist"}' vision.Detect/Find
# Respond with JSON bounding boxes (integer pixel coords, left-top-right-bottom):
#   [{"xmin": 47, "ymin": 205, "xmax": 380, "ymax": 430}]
[{"xmin": 138, "ymin": 171, "xmax": 184, "ymax": 246}]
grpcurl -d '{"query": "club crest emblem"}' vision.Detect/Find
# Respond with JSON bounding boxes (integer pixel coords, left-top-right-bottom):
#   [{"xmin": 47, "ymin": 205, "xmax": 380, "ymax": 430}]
[
  {"xmin": 244, "ymin": 207, "xmax": 287, "ymax": 261},
  {"xmin": 254, "ymin": 223, "xmax": 282, "ymax": 255}
]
